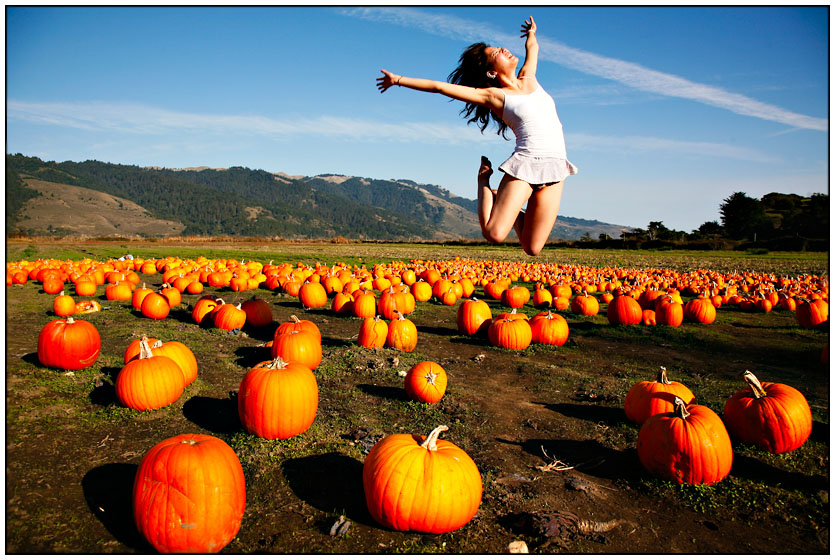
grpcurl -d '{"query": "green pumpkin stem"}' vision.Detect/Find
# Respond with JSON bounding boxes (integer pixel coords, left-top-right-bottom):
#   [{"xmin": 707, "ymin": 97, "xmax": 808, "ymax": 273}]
[
  {"xmin": 421, "ymin": 425, "xmax": 449, "ymax": 451},
  {"xmin": 743, "ymin": 370, "xmax": 768, "ymax": 399},
  {"xmin": 673, "ymin": 396, "xmax": 690, "ymax": 420}
]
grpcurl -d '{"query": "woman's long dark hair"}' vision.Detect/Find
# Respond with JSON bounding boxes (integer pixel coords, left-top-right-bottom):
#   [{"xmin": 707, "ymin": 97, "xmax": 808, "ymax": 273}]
[{"xmin": 447, "ymin": 42, "xmax": 509, "ymax": 139}]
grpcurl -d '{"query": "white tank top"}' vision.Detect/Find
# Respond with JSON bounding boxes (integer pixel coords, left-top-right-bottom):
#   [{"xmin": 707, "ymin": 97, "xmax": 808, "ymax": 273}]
[{"xmin": 501, "ymin": 83, "xmax": 568, "ymax": 158}]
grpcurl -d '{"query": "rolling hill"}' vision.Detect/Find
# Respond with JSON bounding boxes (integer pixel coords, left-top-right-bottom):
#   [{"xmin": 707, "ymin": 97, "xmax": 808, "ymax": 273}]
[{"xmin": 5, "ymin": 154, "xmax": 633, "ymax": 240}]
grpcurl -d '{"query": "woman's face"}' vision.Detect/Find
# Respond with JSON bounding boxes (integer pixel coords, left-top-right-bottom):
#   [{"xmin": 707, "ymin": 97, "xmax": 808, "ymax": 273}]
[{"xmin": 485, "ymin": 46, "xmax": 518, "ymax": 74}]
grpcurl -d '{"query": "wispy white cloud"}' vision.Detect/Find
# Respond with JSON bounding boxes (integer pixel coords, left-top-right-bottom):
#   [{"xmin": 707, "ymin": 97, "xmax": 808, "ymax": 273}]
[
  {"xmin": 568, "ymin": 132, "xmax": 775, "ymax": 163},
  {"xmin": 6, "ymin": 99, "xmax": 493, "ymax": 145},
  {"xmin": 344, "ymin": 7, "xmax": 827, "ymax": 132},
  {"xmin": 8, "ymin": 99, "xmax": 774, "ymax": 163}
]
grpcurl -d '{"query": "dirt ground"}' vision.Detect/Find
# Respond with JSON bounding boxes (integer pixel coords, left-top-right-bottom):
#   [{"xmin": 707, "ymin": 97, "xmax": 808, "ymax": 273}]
[{"xmin": 4, "ymin": 252, "xmax": 829, "ymax": 554}]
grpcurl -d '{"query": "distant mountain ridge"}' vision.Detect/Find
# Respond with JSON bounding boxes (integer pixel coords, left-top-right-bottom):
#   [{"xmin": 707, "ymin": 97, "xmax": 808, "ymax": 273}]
[{"xmin": 5, "ymin": 154, "xmax": 632, "ymax": 240}]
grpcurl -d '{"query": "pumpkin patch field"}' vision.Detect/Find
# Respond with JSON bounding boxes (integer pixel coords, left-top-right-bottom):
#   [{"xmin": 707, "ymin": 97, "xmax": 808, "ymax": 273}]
[{"xmin": 5, "ymin": 239, "xmax": 829, "ymax": 554}]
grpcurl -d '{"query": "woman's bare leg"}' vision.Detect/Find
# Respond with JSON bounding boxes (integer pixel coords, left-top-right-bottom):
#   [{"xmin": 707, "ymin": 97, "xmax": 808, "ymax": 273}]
[
  {"xmin": 480, "ymin": 171, "xmax": 533, "ymax": 245},
  {"xmin": 519, "ymin": 181, "xmax": 565, "ymax": 256},
  {"xmin": 477, "ymin": 157, "xmax": 495, "ymax": 235}
]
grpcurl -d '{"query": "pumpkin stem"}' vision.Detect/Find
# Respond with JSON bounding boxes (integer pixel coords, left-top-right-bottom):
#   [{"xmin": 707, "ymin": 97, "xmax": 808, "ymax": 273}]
[
  {"xmin": 673, "ymin": 396, "xmax": 690, "ymax": 420},
  {"xmin": 743, "ymin": 370, "xmax": 768, "ymax": 399},
  {"xmin": 66, "ymin": 316, "xmax": 75, "ymax": 324},
  {"xmin": 290, "ymin": 314, "xmax": 301, "ymax": 323},
  {"xmin": 267, "ymin": 356, "xmax": 290, "ymax": 369},
  {"xmin": 138, "ymin": 336, "xmax": 155, "ymax": 359},
  {"xmin": 656, "ymin": 366, "xmax": 671, "ymax": 384},
  {"xmin": 421, "ymin": 425, "xmax": 449, "ymax": 451}
]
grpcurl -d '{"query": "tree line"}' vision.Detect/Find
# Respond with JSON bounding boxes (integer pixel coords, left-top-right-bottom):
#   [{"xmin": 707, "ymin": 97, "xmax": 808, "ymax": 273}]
[{"xmin": 577, "ymin": 191, "xmax": 828, "ymax": 252}]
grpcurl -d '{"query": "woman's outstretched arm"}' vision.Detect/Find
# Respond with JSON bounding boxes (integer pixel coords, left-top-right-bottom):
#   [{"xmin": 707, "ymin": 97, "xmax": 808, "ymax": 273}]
[
  {"xmin": 377, "ymin": 69, "xmax": 503, "ymax": 112},
  {"xmin": 517, "ymin": 16, "xmax": 539, "ymax": 79}
]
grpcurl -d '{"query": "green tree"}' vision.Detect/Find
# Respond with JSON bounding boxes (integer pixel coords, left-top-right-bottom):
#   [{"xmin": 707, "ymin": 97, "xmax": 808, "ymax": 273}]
[
  {"xmin": 720, "ymin": 192, "xmax": 772, "ymax": 240},
  {"xmin": 647, "ymin": 221, "xmax": 670, "ymax": 240}
]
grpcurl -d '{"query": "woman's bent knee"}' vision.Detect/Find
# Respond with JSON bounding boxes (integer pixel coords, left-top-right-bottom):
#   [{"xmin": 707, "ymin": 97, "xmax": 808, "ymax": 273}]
[
  {"xmin": 522, "ymin": 243, "xmax": 543, "ymax": 257},
  {"xmin": 482, "ymin": 224, "xmax": 512, "ymax": 244}
]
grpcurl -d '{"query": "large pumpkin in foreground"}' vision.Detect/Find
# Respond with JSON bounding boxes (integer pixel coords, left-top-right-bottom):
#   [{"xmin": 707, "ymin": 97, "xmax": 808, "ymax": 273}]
[
  {"xmin": 363, "ymin": 425, "xmax": 482, "ymax": 533},
  {"xmin": 133, "ymin": 434, "xmax": 246, "ymax": 553},
  {"xmin": 723, "ymin": 370, "xmax": 812, "ymax": 454},
  {"xmin": 637, "ymin": 397, "xmax": 733, "ymax": 485},
  {"xmin": 37, "ymin": 317, "xmax": 101, "ymax": 370}
]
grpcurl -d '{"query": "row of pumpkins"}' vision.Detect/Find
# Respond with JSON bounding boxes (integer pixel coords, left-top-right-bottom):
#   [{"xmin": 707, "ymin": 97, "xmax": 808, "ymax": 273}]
[
  {"xmin": 10, "ymin": 253, "xmax": 829, "ymax": 331},
  {"xmin": 18, "ymin": 254, "xmax": 826, "ymax": 553}
]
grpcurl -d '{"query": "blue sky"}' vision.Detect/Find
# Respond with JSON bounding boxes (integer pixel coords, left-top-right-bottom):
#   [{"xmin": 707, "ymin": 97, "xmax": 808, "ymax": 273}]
[{"xmin": 5, "ymin": 5, "xmax": 829, "ymax": 232}]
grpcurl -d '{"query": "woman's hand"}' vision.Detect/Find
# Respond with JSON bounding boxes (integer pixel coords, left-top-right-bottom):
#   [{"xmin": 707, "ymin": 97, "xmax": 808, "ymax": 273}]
[
  {"xmin": 521, "ymin": 16, "xmax": 537, "ymax": 38},
  {"xmin": 377, "ymin": 69, "xmax": 401, "ymax": 93}
]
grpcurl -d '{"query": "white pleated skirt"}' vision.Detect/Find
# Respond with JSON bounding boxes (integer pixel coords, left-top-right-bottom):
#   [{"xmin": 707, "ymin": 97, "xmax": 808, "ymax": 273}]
[{"xmin": 499, "ymin": 152, "xmax": 578, "ymax": 186}]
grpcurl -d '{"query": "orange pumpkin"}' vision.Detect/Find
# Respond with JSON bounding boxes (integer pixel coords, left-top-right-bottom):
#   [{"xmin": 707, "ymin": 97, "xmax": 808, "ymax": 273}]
[
  {"xmin": 213, "ymin": 302, "xmax": 246, "ymax": 331},
  {"xmin": 238, "ymin": 357, "xmax": 318, "ymax": 440},
  {"xmin": 607, "ymin": 295, "xmax": 643, "ymax": 326},
  {"xmin": 37, "ymin": 317, "xmax": 101, "ymax": 370},
  {"xmin": 116, "ymin": 337, "xmax": 184, "ymax": 411},
  {"xmin": 624, "ymin": 366, "xmax": 696, "ymax": 425},
  {"xmin": 358, "ymin": 316, "xmax": 389, "ymax": 349},
  {"xmin": 192, "ymin": 295, "xmax": 221, "ymax": 325},
  {"xmin": 299, "ymin": 280, "xmax": 328, "ymax": 309},
  {"xmin": 275, "ymin": 315, "xmax": 321, "ymax": 343},
  {"xmin": 141, "ymin": 292, "xmax": 170, "ymax": 320},
  {"xmin": 150, "ymin": 339, "xmax": 198, "ymax": 386},
  {"xmin": 488, "ymin": 314, "xmax": 532, "ymax": 350},
  {"xmin": 723, "ymin": 371, "xmax": 812, "ymax": 454},
  {"xmin": 386, "ymin": 311, "xmax": 418, "ymax": 352},
  {"xmin": 404, "ymin": 361, "xmax": 447, "ymax": 404},
  {"xmin": 53, "ymin": 291, "xmax": 76, "ymax": 317},
  {"xmin": 529, "ymin": 311, "xmax": 569, "ymax": 346},
  {"xmin": 133, "ymin": 434, "xmax": 246, "ymax": 553},
  {"xmin": 363, "ymin": 425, "xmax": 482, "ymax": 533},
  {"xmin": 456, "ymin": 297, "xmax": 493, "ymax": 337},
  {"xmin": 271, "ymin": 329, "xmax": 322, "ymax": 370},
  {"xmin": 637, "ymin": 397, "xmax": 732, "ymax": 485},
  {"xmin": 132, "ymin": 283, "xmax": 154, "ymax": 311},
  {"xmin": 240, "ymin": 297, "xmax": 273, "ymax": 328}
]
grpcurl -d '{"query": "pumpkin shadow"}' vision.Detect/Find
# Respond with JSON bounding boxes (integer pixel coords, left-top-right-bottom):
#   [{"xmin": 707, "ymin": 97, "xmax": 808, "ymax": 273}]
[
  {"xmin": 243, "ymin": 322, "xmax": 275, "ymax": 342},
  {"xmin": 416, "ymin": 325, "xmax": 460, "ymax": 338},
  {"xmin": 182, "ymin": 394, "xmax": 241, "ymax": 434},
  {"xmin": 234, "ymin": 345, "xmax": 270, "ymax": 369},
  {"xmin": 356, "ymin": 383, "xmax": 408, "ymax": 402},
  {"xmin": 730, "ymin": 454, "xmax": 828, "ymax": 492},
  {"xmin": 20, "ymin": 352, "xmax": 40, "ymax": 366},
  {"xmin": 498, "ymin": 437, "xmax": 641, "ymax": 483},
  {"xmin": 565, "ymin": 320, "xmax": 606, "ymax": 332},
  {"xmin": 281, "ymin": 452, "xmax": 371, "ymax": 526},
  {"xmin": 321, "ymin": 336, "xmax": 353, "ymax": 348},
  {"xmin": 167, "ymin": 307, "xmax": 192, "ymax": 324},
  {"xmin": 810, "ymin": 420, "xmax": 828, "ymax": 444},
  {"xmin": 81, "ymin": 463, "xmax": 154, "ymax": 553},
  {"xmin": 540, "ymin": 402, "xmax": 628, "ymax": 426},
  {"xmin": 89, "ymin": 366, "xmax": 122, "ymax": 406}
]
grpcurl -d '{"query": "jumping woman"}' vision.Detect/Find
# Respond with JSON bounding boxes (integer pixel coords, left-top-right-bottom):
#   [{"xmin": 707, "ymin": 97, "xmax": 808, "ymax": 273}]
[{"xmin": 377, "ymin": 16, "xmax": 577, "ymax": 256}]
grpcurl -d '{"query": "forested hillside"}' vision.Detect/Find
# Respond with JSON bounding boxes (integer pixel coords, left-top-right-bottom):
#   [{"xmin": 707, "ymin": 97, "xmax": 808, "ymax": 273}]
[{"xmin": 6, "ymin": 155, "xmax": 437, "ymax": 239}]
